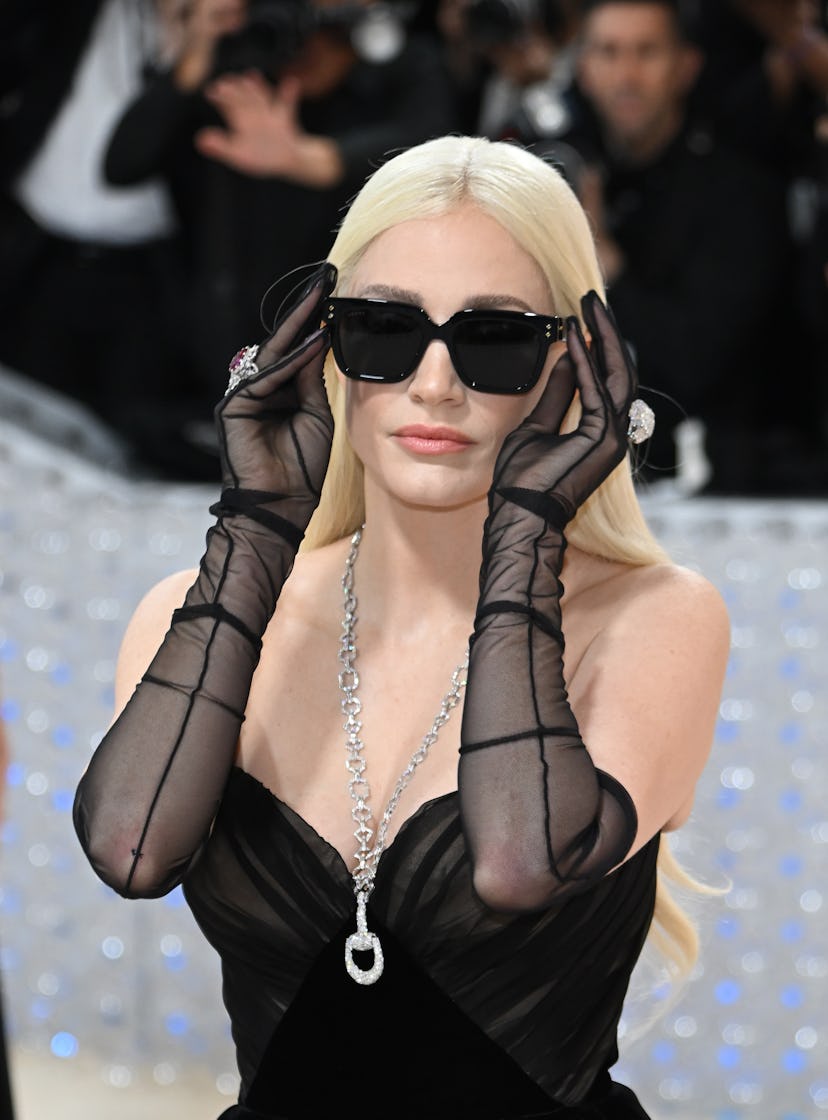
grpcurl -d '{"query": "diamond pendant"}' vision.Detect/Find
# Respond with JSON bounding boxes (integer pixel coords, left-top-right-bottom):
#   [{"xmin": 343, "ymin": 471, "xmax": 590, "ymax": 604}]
[{"xmin": 344, "ymin": 890, "xmax": 384, "ymax": 985}]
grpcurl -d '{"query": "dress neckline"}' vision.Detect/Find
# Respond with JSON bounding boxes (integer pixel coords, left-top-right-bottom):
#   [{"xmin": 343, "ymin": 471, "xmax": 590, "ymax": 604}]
[{"xmin": 229, "ymin": 765, "xmax": 460, "ymax": 886}]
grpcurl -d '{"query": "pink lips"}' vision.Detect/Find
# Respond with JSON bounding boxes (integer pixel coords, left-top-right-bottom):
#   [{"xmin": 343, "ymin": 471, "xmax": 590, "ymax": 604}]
[{"xmin": 393, "ymin": 424, "xmax": 474, "ymax": 455}]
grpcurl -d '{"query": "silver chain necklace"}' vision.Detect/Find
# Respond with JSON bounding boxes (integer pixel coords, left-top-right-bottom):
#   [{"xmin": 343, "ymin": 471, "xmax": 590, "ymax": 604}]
[{"xmin": 338, "ymin": 527, "xmax": 469, "ymax": 985}]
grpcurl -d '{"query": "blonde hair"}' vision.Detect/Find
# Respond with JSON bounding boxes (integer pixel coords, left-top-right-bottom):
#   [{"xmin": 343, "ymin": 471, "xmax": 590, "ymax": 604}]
[{"xmin": 304, "ymin": 134, "xmax": 701, "ymax": 991}]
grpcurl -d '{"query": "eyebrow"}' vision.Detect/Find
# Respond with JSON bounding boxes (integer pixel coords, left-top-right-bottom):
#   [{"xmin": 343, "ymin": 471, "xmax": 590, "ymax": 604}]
[{"xmin": 354, "ymin": 283, "xmax": 538, "ymax": 314}]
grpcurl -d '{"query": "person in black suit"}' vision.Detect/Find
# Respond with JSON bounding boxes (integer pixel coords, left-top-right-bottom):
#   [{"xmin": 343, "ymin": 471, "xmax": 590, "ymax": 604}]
[
  {"xmin": 0, "ymin": 0, "xmax": 210, "ymax": 477},
  {"xmin": 102, "ymin": 0, "xmax": 461, "ymax": 411},
  {"xmin": 503, "ymin": 0, "xmax": 825, "ymax": 493}
]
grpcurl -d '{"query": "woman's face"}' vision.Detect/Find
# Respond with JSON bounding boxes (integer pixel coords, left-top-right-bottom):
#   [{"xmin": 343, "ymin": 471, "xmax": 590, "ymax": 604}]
[{"xmin": 337, "ymin": 204, "xmax": 568, "ymax": 514}]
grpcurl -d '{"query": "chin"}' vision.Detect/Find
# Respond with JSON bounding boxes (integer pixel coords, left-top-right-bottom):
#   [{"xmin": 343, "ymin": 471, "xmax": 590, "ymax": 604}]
[
  {"xmin": 395, "ymin": 484, "xmax": 489, "ymax": 514},
  {"xmin": 369, "ymin": 467, "xmax": 490, "ymax": 515}
]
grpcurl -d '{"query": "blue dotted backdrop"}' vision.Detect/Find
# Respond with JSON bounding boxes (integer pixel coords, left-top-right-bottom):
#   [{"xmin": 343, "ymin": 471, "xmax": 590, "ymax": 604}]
[{"xmin": 1, "ymin": 420, "xmax": 826, "ymax": 1115}]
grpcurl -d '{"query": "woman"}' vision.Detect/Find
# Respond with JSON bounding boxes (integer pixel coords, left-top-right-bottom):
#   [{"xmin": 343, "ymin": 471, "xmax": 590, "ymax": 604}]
[{"xmin": 74, "ymin": 135, "xmax": 729, "ymax": 1118}]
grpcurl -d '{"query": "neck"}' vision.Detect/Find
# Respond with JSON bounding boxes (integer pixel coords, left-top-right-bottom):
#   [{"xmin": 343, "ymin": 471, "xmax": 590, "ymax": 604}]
[
  {"xmin": 606, "ymin": 107, "xmax": 684, "ymax": 167},
  {"xmin": 352, "ymin": 491, "xmax": 488, "ymax": 639}
]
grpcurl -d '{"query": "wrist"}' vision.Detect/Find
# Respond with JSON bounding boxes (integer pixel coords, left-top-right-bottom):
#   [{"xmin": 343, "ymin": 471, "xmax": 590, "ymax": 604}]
[
  {"xmin": 211, "ymin": 489, "xmax": 312, "ymax": 552},
  {"xmin": 479, "ymin": 512, "xmax": 566, "ymax": 605},
  {"xmin": 195, "ymin": 519, "xmax": 297, "ymax": 631},
  {"xmin": 292, "ymin": 136, "xmax": 345, "ymax": 188}
]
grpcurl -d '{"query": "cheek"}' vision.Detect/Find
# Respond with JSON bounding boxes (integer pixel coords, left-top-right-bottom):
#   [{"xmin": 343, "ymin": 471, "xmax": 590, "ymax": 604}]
[
  {"xmin": 342, "ymin": 381, "xmax": 371, "ymax": 450},
  {"xmin": 341, "ymin": 378, "xmax": 399, "ymax": 459},
  {"xmin": 486, "ymin": 339, "xmax": 570, "ymax": 441},
  {"xmin": 482, "ymin": 395, "xmax": 540, "ymax": 451}
]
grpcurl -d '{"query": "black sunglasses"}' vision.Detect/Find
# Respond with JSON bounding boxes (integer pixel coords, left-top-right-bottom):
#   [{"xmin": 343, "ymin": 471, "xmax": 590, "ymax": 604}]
[{"xmin": 325, "ymin": 298, "xmax": 565, "ymax": 395}]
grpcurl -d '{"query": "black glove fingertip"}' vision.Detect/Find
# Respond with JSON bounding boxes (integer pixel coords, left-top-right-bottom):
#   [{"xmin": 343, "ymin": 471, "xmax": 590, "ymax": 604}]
[
  {"xmin": 579, "ymin": 289, "xmax": 602, "ymax": 326},
  {"xmin": 565, "ymin": 314, "xmax": 583, "ymax": 337},
  {"xmin": 298, "ymin": 260, "xmax": 337, "ymax": 300},
  {"xmin": 322, "ymin": 260, "xmax": 338, "ymax": 293}
]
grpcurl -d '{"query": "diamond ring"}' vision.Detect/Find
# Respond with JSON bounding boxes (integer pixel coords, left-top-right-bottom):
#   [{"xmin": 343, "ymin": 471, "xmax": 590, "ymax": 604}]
[
  {"xmin": 225, "ymin": 344, "xmax": 261, "ymax": 396},
  {"xmin": 627, "ymin": 398, "xmax": 655, "ymax": 445}
]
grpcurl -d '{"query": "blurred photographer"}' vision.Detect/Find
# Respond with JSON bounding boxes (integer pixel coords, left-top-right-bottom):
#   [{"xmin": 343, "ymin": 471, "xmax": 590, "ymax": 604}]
[
  {"xmin": 691, "ymin": 0, "xmax": 828, "ymax": 169},
  {"xmin": 502, "ymin": 0, "xmax": 818, "ymax": 494},
  {"xmin": 104, "ymin": 0, "xmax": 458, "ymax": 437},
  {"xmin": 0, "ymin": 1, "xmax": 188, "ymax": 472},
  {"xmin": 434, "ymin": 0, "xmax": 581, "ymax": 138}
]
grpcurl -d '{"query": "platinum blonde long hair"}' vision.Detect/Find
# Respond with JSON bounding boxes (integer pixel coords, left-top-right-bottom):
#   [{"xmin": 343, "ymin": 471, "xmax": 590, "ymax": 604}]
[{"xmin": 304, "ymin": 134, "xmax": 701, "ymax": 988}]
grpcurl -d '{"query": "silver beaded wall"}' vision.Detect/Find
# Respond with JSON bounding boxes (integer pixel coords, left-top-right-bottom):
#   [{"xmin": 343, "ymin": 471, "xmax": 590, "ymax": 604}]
[{"xmin": 0, "ymin": 413, "xmax": 826, "ymax": 1118}]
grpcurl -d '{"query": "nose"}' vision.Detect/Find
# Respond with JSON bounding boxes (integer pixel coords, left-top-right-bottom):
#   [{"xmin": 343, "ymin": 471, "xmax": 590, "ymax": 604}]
[{"xmin": 407, "ymin": 338, "xmax": 464, "ymax": 404}]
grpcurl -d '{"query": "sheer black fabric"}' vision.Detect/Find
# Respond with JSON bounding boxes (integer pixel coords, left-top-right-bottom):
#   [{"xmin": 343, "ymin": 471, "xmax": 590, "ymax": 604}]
[
  {"xmin": 73, "ymin": 265, "xmax": 336, "ymax": 896},
  {"xmin": 184, "ymin": 768, "xmax": 658, "ymax": 1118},
  {"xmin": 459, "ymin": 295, "xmax": 639, "ymax": 912},
  {"xmin": 74, "ymin": 286, "xmax": 657, "ymax": 1115},
  {"xmin": 459, "ymin": 515, "xmax": 638, "ymax": 911}
]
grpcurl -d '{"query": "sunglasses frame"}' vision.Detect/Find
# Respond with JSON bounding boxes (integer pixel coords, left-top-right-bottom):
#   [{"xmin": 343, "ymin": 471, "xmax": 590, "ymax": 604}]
[{"xmin": 325, "ymin": 297, "xmax": 565, "ymax": 395}]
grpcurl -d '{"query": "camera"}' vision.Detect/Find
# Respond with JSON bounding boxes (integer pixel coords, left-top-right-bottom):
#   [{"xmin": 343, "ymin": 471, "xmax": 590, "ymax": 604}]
[
  {"xmin": 212, "ymin": 0, "xmax": 409, "ymax": 81},
  {"xmin": 212, "ymin": 0, "xmax": 315, "ymax": 81}
]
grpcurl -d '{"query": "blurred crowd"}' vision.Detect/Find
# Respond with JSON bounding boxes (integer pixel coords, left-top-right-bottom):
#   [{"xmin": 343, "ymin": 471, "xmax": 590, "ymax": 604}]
[{"xmin": 0, "ymin": 0, "xmax": 826, "ymax": 494}]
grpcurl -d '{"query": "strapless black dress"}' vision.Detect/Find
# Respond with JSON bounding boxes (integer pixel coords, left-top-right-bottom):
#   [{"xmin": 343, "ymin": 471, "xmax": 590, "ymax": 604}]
[{"xmin": 183, "ymin": 768, "xmax": 659, "ymax": 1120}]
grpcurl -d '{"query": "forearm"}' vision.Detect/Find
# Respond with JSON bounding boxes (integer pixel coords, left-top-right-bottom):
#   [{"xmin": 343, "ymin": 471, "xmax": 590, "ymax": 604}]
[
  {"xmin": 460, "ymin": 507, "xmax": 636, "ymax": 912},
  {"xmin": 279, "ymin": 135, "xmax": 345, "ymax": 189},
  {"xmin": 73, "ymin": 264, "xmax": 333, "ymax": 900},
  {"xmin": 74, "ymin": 515, "xmax": 297, "ymax": 899}
]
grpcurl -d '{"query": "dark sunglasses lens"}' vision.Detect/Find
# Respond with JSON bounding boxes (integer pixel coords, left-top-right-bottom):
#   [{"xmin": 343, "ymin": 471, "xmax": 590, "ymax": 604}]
[
  {"xmin": 453, "ymin": 318, "xmax": 543, "ymax": 392},
  {"xmin": 337, "ymin": 305, "xmax": 422, "ymax": 381}
]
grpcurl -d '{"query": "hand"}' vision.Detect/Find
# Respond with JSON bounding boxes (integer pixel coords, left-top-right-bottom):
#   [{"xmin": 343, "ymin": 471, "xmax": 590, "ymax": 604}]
[
  {"xmin": 185, "ymin": 0, "xmax": 248, "ymax": 44},
  {"xmin": 196, "ymin": 73, "xmax": 344, "ymax": 186},
  {"xmin": 492, "ymin": 291, "xmax": 635, "ymax": 528},
  {"xmin": 214, "ymin": 263, "xmax": 337, "ymax": 531},
  {"xmin": 172, "ymin": 0, "xmax": 248, "ymax": 90}
]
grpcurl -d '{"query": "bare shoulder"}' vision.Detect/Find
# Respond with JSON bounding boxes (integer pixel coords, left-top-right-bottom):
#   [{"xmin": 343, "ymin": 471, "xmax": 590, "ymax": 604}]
[
  {"xmin": 566, "ymin": 557, "xmax": 730, "ymax": 700},
  {"xmin": 607, "ymin": 562, "xmax": 730, "ymax": 664},
  {"xmin": 568, "ymin": 557, "xmax": 731, "ymax": 845},
  {"xmin": 113, "ymin": 568, "xmax": 198, "ymax": 716}
]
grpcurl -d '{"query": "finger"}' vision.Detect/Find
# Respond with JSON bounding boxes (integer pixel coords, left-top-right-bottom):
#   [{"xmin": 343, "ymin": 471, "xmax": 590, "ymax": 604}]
[
  {"xmin": 255, "ymin": 325, "xmax": 328, "ymax": 384},
  {"xmin": 293, "ymin": 336, "xmax": 333, "ymax": 418},
  {"xmin": 580, "ymin": 292, "xmax": 636, "ymax": 416},
  {"xmin": 217, "ymin": 264, "xmax": 336, "ymax": 411},
  {"xmin": 264, "ymin": 261, "xmax": 338, "ymax": 356},
  {"xmin": 236, "ymin": 71, "xmax": 271, "ymax": 101},
  {"xmin": 203, "ymin": 78, "xmax": 235, "ymax": 105},
  {"xmin": 276, "ymin": 76, "xmax": 302, "ymax": 110},
  {"xmin": 219, "ymin": 328, "xmax": 329, "ymax": 414},
  {"xmin": 194, "ymin": 128, "xmax": 235, "ymax": 162},
  {"xmin": 565, "ymin": 312, "xmax": 609, "ymax": 423},
  {"xmin": 523, "ymin": 349, "xmax": 576, "ymax": 434}
]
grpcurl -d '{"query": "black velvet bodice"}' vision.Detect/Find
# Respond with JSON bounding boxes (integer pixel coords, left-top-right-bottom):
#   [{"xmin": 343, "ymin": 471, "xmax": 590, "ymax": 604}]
[{"xmin": 183, "ymin": 768, "xmax": 659, "ymax": 1119}]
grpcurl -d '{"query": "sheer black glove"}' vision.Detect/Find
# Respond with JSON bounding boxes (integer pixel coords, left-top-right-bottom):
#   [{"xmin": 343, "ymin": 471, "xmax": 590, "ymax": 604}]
[
  {"xmin": 74, "ymin": 264, "xmax": 337, "ymax": 898},
  {"xmin": 491, "ymin": 291, "xmax": 635, "ymax": 531},
  {"xmin": 459, "ymin": 292, "xmax": 639, "ymax": 913},
  {"xmin": 195, "ymin": 262, "xmax": 337, "ymax": 639}
]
